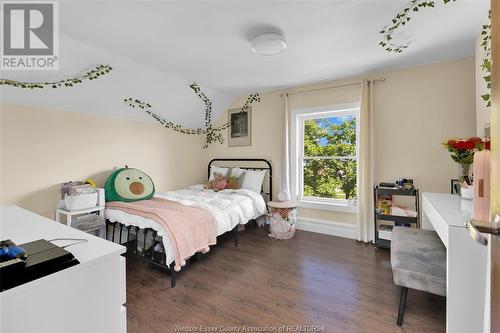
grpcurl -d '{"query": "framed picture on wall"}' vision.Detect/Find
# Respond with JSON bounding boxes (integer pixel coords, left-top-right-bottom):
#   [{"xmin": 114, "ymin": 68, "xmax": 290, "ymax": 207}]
[{"xmin": 228, "ymin": 108, "xmax": 252, "ymax": 146}]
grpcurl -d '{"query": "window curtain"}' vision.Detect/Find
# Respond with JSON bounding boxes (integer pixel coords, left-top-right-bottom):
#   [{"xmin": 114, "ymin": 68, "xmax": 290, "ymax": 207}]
[
  {"xmin": 356, "ymin": 79, "xmax": 375, "ymax": 242},
  {"xmin": 279, "ymin": 93, "xmax": 291, "ymax": 202}
]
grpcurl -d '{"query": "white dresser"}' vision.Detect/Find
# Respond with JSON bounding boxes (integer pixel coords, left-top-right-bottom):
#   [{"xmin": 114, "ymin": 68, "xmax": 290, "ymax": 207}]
[
  {"xmin": 0, "ymin": 206, "xmax": 126, "ymax": 333},
  {"xmin": 422, "ymin": 193, "xmax": 489, "ymax": 333}
]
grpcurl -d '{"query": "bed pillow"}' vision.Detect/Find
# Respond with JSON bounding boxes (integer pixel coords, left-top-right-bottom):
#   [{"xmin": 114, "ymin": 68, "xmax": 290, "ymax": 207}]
[
  {"xmin": 209, "ymin": 166, "xmax": 229, "ymax": 180},
  {"xmin": 240, "ymin": 169, "xmax": 266, "ymax": 193},
  {"xmin": 105, "ymin": 167, "xmax": 155, "ymax": 202},
  {"xmin": 228, "ymin": 167, "xmax": 246, "ymax": 186},
  {"xmin": 229, "ymin": 167, "xmax": 245, "ymax": 177},
  {"xmin": 226, "ymin": 175, "xmax": 242, "ymax": 190}
]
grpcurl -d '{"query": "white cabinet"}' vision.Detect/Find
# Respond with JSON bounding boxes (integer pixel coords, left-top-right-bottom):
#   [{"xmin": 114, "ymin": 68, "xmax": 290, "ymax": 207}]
[{"xmin": 0, "ymin": 206, "xmax": 126, "ymax": 333}]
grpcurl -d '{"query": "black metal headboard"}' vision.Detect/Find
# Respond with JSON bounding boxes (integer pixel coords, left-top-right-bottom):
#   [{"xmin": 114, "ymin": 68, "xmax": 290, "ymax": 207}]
[{"xmin": 208, "ymin": 158, "xmax": 272, "ymax": 202}]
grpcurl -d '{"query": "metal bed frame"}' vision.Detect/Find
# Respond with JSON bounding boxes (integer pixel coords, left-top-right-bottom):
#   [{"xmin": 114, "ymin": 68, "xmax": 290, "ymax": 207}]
[{"xmin": 106, "ymin": 158, "xmax": 272, "ymax": 288}]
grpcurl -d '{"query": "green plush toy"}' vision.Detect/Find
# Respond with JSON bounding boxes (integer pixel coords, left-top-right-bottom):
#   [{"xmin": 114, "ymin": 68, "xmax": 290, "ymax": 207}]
[{"xmin": 104, "ymin": 167, "xmax": 155, "ymax": 202}]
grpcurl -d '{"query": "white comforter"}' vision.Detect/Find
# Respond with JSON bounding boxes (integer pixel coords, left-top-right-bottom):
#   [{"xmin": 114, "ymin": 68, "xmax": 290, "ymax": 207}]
[{"xmin": 105, "ymin": 185, "xmax": 267, "ymax": 264}]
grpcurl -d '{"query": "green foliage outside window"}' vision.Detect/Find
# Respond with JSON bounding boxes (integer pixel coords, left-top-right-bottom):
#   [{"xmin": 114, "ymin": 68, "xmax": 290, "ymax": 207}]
[{"xmin": 303, "ymin": 116, "xmax": 357, "ymax": 200}]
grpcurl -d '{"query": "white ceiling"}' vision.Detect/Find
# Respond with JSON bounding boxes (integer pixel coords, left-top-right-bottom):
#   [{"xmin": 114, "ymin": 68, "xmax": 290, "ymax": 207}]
[{"xmin": 0, "ymin": 0, "xmax": 490, "ymax": 127}]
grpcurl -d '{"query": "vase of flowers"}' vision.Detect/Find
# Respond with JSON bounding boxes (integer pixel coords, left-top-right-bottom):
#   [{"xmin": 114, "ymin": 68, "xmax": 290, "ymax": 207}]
[
  {"xmin": 443, "ymin": 137, "xmax": 490, "ymax": 188},
  {"xmin": 457, "ymin": 162, "xmax": 472, "ymax": 185}
]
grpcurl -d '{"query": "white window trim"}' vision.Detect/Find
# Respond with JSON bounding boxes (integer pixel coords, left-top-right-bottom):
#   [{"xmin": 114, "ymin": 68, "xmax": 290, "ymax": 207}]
[{"xmin": 290, "ymin": 102, "xmax": 360, "ymax": 214}]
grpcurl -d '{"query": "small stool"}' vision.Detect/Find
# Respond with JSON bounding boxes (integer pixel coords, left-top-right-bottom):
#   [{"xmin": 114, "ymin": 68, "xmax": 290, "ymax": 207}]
[{"xmin": 390, "ymin": 226, "xmax": 446, "ymax": 326}]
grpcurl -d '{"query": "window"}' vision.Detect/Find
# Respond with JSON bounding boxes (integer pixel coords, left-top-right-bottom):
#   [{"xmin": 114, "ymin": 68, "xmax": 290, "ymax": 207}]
[{"xmin": 292, "ymin": 104, "xmax": 359, "ymax": 213}]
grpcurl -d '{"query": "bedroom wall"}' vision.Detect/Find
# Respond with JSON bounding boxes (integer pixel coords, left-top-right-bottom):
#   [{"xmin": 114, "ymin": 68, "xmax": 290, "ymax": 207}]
[
  {"xmin": 206, "ymin": 57, "xmax": 476, "ymax": 226},
  {"xmin": 0, "ymin": 58, "xmax": 477, "ymax": 228},
  {"xmin": 0, "ymin": 103, "xmax": 207, "ymax": 219}
]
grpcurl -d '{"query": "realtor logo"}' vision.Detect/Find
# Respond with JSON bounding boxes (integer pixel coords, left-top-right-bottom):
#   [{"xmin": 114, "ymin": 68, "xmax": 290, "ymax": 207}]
[{"xmin": 1, "ymin": 1, "xmax": 59, "ymax": 70}]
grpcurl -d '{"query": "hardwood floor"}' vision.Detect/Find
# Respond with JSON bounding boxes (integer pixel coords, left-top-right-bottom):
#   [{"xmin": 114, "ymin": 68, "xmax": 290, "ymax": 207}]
[{"xmin": 126, "ymin": 226, "xmax": 445, "ymax": 333}]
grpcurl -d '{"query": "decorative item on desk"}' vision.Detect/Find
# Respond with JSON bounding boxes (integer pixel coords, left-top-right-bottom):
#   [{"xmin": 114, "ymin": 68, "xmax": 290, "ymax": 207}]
[
  {"xmin": 459, "ymin": 163, "xmax": 472, "ymax": 186},
  {"xmin": 396, "ymin": 178, "xmax": 414, "ymax": 190},
  {"xmin": 460, "ymin": 196, "xmax": 474, "ymax": 215},
  {"xmin": 451, "ymin": 179, "xmax": 460, "ymax": 195},
  {"xmin": 443, "ymin": 137, "xmax": 491, "ymax": 193},
  {"xmin": 460, "ymin": 185, "xmax": 474, "ymax": 200}
]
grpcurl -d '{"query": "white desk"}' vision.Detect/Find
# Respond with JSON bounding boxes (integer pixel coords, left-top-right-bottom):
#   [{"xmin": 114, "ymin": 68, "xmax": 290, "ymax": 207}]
[
  {"xmin": 422, "ymin": 193, "xmax": 489, "ymax": 333},
  {"xmin": 0, "ymin": 206, "xmax": 126, "ymax": 333}
]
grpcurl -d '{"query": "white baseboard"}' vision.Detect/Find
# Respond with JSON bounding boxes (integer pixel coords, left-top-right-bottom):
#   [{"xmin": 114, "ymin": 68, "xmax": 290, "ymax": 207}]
[{"xmin": 295, "ymin": 217, "xmax": 357, "ymax": 239}]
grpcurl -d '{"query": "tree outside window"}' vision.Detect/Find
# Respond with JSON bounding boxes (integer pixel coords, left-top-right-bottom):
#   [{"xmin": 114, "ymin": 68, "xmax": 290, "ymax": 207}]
[{"xmin": 302, "ymin": 114, "xmax": 357, "ymax": 201}]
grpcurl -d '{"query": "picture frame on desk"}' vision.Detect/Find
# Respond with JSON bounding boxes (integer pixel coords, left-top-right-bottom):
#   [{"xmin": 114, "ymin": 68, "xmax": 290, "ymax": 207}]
[{"xmin": 451, "ymin": 179, "xmax": 460, "ymax": 195}]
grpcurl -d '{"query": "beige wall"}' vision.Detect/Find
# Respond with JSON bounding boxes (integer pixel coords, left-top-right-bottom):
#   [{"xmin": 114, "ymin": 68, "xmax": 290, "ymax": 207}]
[
  {"xmin": 0, "ymin": 103, "xmax": 207, "ymax": 219},
  {"xmin": 0, "ymin": 58, "xmax": 477, "ymax": 225},
  {"xmin": 207, "ymin": 57, "xmax": 476, "ymax": 224}
]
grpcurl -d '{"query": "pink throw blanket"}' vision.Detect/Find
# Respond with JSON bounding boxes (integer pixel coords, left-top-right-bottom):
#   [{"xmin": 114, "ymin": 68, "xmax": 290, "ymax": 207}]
[{"xmin": 106, "ymin": 198, "xmax": 216, "ymax": 271}]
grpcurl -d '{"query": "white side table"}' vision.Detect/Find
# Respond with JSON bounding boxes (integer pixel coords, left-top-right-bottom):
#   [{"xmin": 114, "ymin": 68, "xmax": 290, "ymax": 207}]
[
  {"xmin": 267, "ymin": 201, "xmax": 298, "ymax": 220},
  {"xmin": 267, "ymin": 201, "xmax": 298, "ymax": 240},
  {"xmin": 56, "ymin": 205, "xmax": 106, "ymax": 238}
]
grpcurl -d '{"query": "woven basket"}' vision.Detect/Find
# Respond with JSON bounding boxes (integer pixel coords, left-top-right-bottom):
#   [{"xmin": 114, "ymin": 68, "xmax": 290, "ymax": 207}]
[{"xmin": 268, "ymin": 212, "xmax": 296, "ymax": 240}]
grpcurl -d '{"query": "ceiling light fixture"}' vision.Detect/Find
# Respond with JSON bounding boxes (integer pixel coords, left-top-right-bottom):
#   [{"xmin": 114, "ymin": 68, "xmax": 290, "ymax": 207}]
[{"xmin": 251, "ymin": 32, "xmax": 286, "ymax": 56}]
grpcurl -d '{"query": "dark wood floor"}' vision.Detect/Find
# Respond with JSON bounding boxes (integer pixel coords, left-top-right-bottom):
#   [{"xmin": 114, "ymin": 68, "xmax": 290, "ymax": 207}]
[{"xmin": 126, "ymin": 227, "xmax": 445, "ymax": 333}]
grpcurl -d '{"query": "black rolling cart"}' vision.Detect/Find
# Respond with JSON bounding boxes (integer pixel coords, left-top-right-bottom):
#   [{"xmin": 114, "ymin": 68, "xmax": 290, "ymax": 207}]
[{"xmin": 373, "ymin": 186, "xmax": 419, "ymax": 249}]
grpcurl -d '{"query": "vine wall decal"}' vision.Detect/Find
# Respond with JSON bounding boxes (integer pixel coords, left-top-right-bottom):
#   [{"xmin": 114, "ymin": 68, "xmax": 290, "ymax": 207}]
[
  {"xmin": 0, "ymin": 65, "xmax": 112, "ymax": 89},
  {"xmin": 379, "ymin": 1, "xmax": 491, "ymax": 107},
  {"xmin": 125, "ymin": 83, "xmax": 260, "ymax": 148}
]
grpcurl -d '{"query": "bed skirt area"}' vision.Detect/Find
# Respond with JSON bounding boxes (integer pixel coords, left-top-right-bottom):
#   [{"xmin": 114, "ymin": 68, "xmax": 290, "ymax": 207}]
[{"xmin": 105, "ymin": 219, "xmax": 247, "ymax": 288}]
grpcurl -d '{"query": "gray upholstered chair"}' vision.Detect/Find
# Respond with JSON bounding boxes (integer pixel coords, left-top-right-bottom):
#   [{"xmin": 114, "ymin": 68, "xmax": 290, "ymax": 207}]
[{"xmin": 390, "ymin": 226, "xmax": 446, "ymax": 326}]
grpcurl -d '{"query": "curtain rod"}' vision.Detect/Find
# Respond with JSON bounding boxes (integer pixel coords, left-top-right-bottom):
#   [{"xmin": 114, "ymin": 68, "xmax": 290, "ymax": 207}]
[{"xmin": 281, "ymin": 78, "xmax": 386, "ymax": 97}]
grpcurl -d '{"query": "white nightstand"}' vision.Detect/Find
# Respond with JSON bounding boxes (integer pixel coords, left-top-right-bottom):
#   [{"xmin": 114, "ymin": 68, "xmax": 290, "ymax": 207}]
[
  {"xmin": 56, "ymin": 188, "xmax": 106, "ymax": 238},
  {"xmin": 267, "ymin": 201, "xmax": 298, "ymax": 221}
]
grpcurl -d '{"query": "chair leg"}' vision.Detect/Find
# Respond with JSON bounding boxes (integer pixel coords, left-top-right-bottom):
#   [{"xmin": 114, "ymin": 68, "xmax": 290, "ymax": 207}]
[{"xmin": 397, "ymin": 287, "xmax": 408, "ymax": 326}]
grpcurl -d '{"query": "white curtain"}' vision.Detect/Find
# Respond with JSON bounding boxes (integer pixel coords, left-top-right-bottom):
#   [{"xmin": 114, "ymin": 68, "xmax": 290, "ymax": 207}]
[
  {"xmin": 279, "ymin": 93, "xmax": 291, "ymax": 202},
  {"xmin": 357, "ymin": 79, "xmax": 375, "ymax": 242}
]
